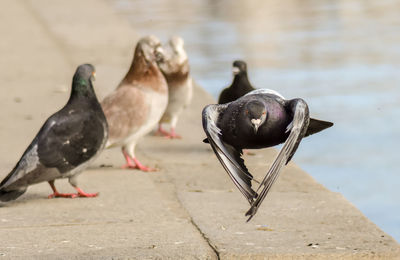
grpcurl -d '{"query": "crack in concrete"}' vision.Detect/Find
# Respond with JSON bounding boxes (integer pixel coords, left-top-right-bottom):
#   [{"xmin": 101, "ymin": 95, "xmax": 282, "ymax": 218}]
[
  {"xmin": 189, "ymin": 217, "xmax": 221, "ymax": 260},
  {"xmin": 148, "ymin": 172, "xmax": 220, "ymax": 259}
]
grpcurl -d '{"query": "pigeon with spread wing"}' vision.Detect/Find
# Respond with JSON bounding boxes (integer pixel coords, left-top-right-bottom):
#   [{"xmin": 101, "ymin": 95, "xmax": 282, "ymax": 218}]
[{"xmin": 202, "ymin": 89, "xmax": 333, "ymax": 221}]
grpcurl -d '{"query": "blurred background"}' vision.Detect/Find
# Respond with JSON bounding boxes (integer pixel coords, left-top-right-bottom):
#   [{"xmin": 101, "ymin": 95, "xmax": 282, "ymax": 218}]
[{"xmin": 107, "ymin": 0, "xmax": 400, "ymax": 241}]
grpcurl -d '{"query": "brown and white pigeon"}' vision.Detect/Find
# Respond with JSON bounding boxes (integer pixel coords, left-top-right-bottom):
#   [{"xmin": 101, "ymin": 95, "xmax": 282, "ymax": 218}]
[
  {"xmin": 0, "ymin": 64, "xmax": 108, "ymax": 201},
  {"xmin": 101, "ymin": 35, "xmax": 168, "ymax": 171},
  {"xmin": 156, "ymin": 36, "xmax": 193, "ymax": 139}
]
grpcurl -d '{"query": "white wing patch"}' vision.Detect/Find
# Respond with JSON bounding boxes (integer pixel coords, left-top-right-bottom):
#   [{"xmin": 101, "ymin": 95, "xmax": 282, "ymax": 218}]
[
  {"xmin": 21, "ymin": 144, "xmax": 39, "ymax": 173},
  {"xmin": 285, "ymin": 121, "xmax": 293, "ymax": 133}
]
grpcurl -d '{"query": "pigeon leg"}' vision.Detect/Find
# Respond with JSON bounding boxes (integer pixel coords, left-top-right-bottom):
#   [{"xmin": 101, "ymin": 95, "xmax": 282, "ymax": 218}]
[
  {"xmin": 155, "ymin": 124, "xmax": 171, "ymax": 137},
  {"xmin": 156, "ymin": 124, "xmax": 181, "ymax": 139},
  {"xmin": 166, "ymin": 116, "xmax": 181, "ymax": 139},
  {"xmin": 121, "ymin": 148, "xmax": 157, "ymax": 171},
  {"xmin": 47, "ymin": 180, "xmax": 78, "ymax": 199},
  {"xmin": 165, "ymin": 127, "xmax": 181, "ymax": 139},
  {"xmin": 121, "ymin": 150, "xmax": 137, "ymax": 169}
]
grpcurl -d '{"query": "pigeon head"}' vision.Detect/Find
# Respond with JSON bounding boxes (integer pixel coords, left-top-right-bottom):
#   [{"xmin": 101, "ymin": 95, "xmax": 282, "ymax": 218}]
[
  {"xmin": 232, "ymin": 60, "xmax": 247, "ymax": 76},
  {"xmin": 74, "ymin": 64, "xmax": 96, "ymax": 82},
  {"xmin": 245, "ymin": 100, "xmax": 267, "ymax": 134},
  {"xmin": 122, "ymin": 36, "xmax": 168, "ymax": 87},
  {"xmin": 157, "ymin": 36, "xmax": 188, "ymax": 74},
  {"xmin": 168, "ymin": 36, "xmax": 187, "ymax": 64},
  {"xmin": 71, "ymin": 64, "xmax": 96, "ymax": 98},
  {"xmin": 135, "ymin": 35, "xmax": 164, "ymax": 65}
]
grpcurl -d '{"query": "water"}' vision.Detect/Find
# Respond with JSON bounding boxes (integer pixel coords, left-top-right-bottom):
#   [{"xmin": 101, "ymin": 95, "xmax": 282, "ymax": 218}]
[{"xmin": 109, "ymin": 0, "xmax": 400, "ymax": 241}]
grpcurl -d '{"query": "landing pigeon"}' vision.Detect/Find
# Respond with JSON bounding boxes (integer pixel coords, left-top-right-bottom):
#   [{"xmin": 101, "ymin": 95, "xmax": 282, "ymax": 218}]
[
  {"xmin": 0, "ymin": 64, "xmax": 108, "ymax": 201},
  {"xmin": 202, "ymin": 89, "xmax": 333, "ymax": 220},
  {"xmin": 218, "ymin": 60, "xmax": 255, "ymax": 104},
  {"xmin": 156, "ymin": 36, "xmax": 193, "ymax": 139},
  {"xmin": 101, "ymin": 36, "xmax": 168, "ymax": 171}
]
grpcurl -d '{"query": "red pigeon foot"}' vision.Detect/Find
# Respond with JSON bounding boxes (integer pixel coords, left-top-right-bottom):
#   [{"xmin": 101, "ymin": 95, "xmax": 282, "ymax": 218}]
[
  {"xmin": 155, "ymin": 125, "xmax": 171, "ymax": 137},
  {"xmin": 121, "ymin": 151, "xmax": 157, "ymax": 172},
  {"xmin": 48, "ymin": 181, "xmax": 78, "ymax": 198},
  {"xmin": 121, "ymin": 150, "xmax": 137, "ymax": 169},
  {"xmin": 121, "ymin": 162, "xmax": 156, "ymax": 172},
  {"xmin": 75, "ymin": 187, "xmax": 99, "ymax": 198},
  {"xmin": 121, "ymin": 163, "xmax": 136, "ymax": 169},
  {"xmin": 48, "ymin": 192, "xmax": 78, "ymax": 199},
  {"xmin": 164, "ymin": 134, "xmax": 181, "ymax": 139},
  {"xmin": 132, "ymin": 157, "xmax": 157, "ymax": 172},
  {"xmin": 156, "ymin": 125, "xmax": 181, "ymax": 139},
  {"xmin": 164, "ymin": 128, "xmax": 181, "ymax": 139}
]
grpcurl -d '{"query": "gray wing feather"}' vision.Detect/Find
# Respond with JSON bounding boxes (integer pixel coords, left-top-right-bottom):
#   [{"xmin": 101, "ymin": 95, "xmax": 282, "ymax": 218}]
[
  {"xmin": 202, "ymin": 104, "xmax": 257, "ymax": 203},
  {"xmin": 0, "ymin": 139, "xmax": 41, "ymax": 190},
  {"xmin": 245, "ymin": 99, "xmax": 310, "ymax": 221}
]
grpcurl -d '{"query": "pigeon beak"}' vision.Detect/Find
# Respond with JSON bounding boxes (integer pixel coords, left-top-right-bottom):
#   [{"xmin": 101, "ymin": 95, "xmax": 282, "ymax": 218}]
[
  {"xmin": 155, "ymin": 46, "xmax": 164, "ymax": 62},
  {"xmin": 251, "ymin": 118, "xmax": 261, "ymax": 134},
  {"xmin": 232, "ymin": 66, "xmax": 240, "ymax": 75}
]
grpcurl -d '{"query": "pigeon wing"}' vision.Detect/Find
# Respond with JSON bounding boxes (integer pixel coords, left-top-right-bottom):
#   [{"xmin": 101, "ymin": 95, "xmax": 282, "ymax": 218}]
[
  {"xmin": 0, "ymin": 108, "xmax": 105, "ymax": 190},
  {"xmin": 202, "ymin": 104, "xmax": 257, "ymax": 203},
  {"xmin": 245, "ymin": 98, "xmax": 310, "ymax": 221},
  {"xmin": 37, "ymin": 109, "xmax": 105, "ymax": 173}
]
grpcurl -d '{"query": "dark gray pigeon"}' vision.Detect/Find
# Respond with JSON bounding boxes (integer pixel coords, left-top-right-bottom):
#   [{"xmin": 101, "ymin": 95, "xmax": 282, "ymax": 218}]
[
  {"xmin": 0, "ymin": 64, "xmax": 108, "ymax": 201},
  {"xmin": 202, "ymin": 89, "xmax": 333, "ymax": 221},
  {"xmin": 218, "ymin": 60, "xmax": 255, "ymax": 104}
]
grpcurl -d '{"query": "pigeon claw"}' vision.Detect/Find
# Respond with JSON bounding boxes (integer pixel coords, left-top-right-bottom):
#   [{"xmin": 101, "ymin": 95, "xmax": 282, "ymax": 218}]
[
  {"xmin": 48, "ymin": 192, "xmax": 78, "ymax": 199},
  {"xmin": 133, "ymin": 157, "xmax": 158, "ymax": 172},
  {"xmin": 121, "ymin": 163, "xmax": 158, "ymax": 172},
  {"xmin": 154, "ymin": 126, "xmax": 170, "ymax": 136},
  {"xmin": 136, "ymin": 164, "xmax": 158, "ymax": 172},
  {"xmin": 74, "ymin": 187, "xmax": 98, "ymax": 198},
  {"xmin": 121, "ymin": 163, "xmax": 137, "ymax": 169},
  {"xmin": 164, "ymin": 133, "xmax": 181, "ymax": 139},
  {"xmin": 77, "ymin": 191, "xmax": 99, "ymax": 198},
  {"xmin": 121, "ymin": 150, "xmax": 158, "ymax": 172},
  {"xmin": 155, "ymin": 126, "xmax": 182, "ymax": 139}
]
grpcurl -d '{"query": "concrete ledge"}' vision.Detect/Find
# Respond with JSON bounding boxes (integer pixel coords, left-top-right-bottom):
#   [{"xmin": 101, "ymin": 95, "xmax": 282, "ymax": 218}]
[
  {"xmin": 0, "ymin": 0, "xmax": 399, "ymax": 259},
  {"xmin": 137, "ymin": 84, "xmax": 400, "ymax": 259}
]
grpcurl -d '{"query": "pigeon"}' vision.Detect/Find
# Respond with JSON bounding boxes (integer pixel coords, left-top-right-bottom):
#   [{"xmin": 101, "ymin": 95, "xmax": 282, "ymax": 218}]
[
  {"xmin": 0, "ymin": 64, "xmax": 108, "ymax": 202},
  {"xmin": 202, "ymin": 89, "xmax": 333, "ymax": 221},
  {"xmin": 156, "ymin": 36, "xmax": 193, "ymax": 139},
  {"xmin": 218, "ymin": 60, "xmax": 255, "ymax": 104},
  {"xmin": 101, "ymin": 35, "xmax": 168, "ymax": 172}
]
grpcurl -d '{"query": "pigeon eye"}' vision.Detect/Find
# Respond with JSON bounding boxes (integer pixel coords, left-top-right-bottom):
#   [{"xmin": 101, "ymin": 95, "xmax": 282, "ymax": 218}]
[
  {"xmin": 245, "ymin": 110, "xmax": 249, "ymax": 115},
  {"xmin": 262, "ymin": 111, "xmax": 266, "ymax": 115}
]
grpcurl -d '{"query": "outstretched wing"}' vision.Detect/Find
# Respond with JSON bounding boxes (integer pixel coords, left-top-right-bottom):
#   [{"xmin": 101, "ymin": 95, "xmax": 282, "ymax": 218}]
[
  {"xmin": 202, "ymin": 104, "xmax": 257, "ymax": 203},
  {"xmin": 245, "ymin": 98, "xmax": 310, "ymax": 221}
]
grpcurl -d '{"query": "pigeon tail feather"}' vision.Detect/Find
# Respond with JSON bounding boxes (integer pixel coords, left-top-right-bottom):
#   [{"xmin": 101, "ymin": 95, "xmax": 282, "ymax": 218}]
[{"xmin": 0, "ymin": 187, "xmax": 27, "ymax": 202}]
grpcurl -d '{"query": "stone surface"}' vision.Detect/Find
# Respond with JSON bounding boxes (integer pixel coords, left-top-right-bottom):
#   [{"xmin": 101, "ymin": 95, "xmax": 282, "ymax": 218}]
[{"xmin": 0, "ymin": 0, "xmax": 398, "ymax": 259}]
